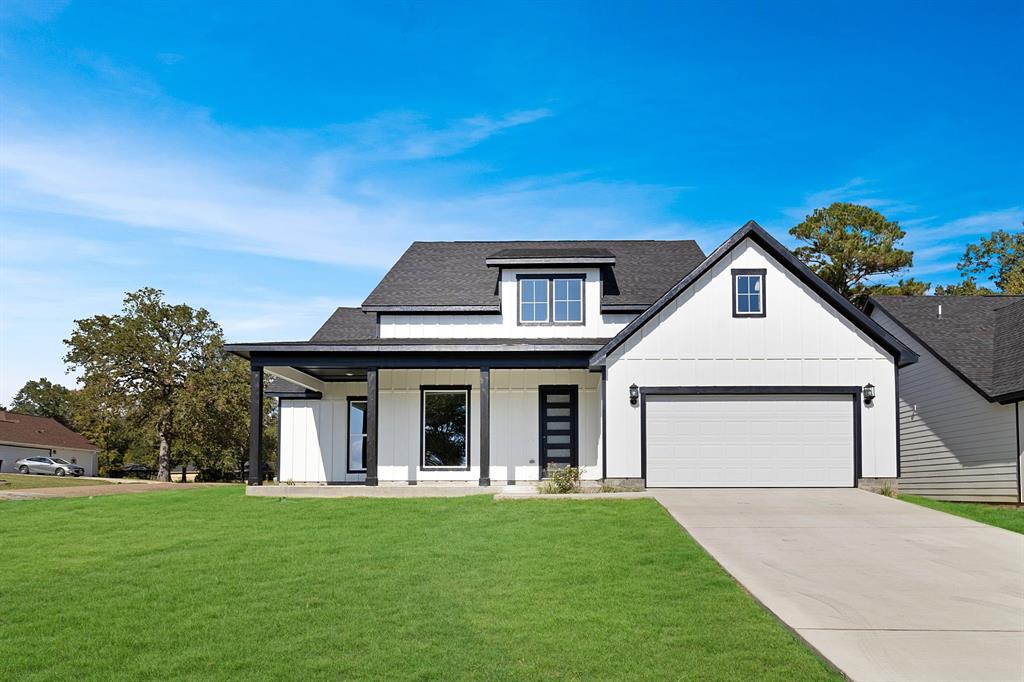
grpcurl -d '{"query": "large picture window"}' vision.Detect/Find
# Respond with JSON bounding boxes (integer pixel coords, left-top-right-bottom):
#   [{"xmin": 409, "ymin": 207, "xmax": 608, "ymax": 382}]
[
  {"xmin": 518, "ymin": 275, "xmax": 584, "ymax": 325},
  {"xmin": 421, "ymin": 387, "xmax": 470, "ymax": 469},
  {"xmin": 347, "ymin": 397, "xmax": 367, "ymax": 473}
]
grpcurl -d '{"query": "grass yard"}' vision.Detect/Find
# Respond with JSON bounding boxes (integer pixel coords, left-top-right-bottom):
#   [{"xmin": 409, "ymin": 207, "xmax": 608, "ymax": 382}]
[
  {"xmin": 0, "ymin": 473, "xmax": 112, "ymax": 490},
  {"xmin": 901, "ymin": 495, "xmax": 1023, "ymax": 534},
  {"xmin": 0, "ymin": 488, "xmax": 838, "ymax": 681}
]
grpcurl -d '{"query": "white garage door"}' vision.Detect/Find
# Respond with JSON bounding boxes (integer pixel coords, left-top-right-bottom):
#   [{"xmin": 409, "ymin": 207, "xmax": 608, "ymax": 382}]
[{"xmin": 645, "ymin": 394, "xmax": 854, "ymax": 487}]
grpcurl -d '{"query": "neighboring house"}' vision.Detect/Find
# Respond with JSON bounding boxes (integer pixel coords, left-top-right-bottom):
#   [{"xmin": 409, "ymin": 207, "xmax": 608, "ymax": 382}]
[
  {"xmin": 0, "ymin": 410, "xmax": 100, "ymax": 476},
  {"xmin": 868, "ymin": 295, "xmax": 1024, "ymax": 503},
  {"xmin": 228, "ymin": 221, "xmax": 916, "ymax": 489}
]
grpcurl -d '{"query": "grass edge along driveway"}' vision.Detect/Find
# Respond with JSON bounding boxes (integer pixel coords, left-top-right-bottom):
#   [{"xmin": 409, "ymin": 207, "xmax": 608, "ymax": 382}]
[
  {"xmin": 1, "ymin": 488, "xmax": 839, "ymax": 681},
  {"xmin": 900, "ymin": 494, "xmax": 1023, "ymax": 534}
]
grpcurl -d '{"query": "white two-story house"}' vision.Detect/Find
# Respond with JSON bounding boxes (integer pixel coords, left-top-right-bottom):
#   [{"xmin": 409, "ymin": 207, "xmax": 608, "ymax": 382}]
[{"xmin": 227, "ymin": 221, "xmax": 917, "ymax": 489}]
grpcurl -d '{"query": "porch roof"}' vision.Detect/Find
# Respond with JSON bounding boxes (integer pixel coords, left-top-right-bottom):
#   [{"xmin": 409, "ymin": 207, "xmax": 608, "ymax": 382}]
[{"xmin": 226, "ymin": 338, "xmax": 610, "ymax": 380}]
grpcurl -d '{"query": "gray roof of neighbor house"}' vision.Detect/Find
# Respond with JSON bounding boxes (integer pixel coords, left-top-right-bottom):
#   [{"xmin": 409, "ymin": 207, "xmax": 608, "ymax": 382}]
[
  {"xmin": 0, "ymin": 410, "xmax": 98, "ymax": 451},
  {"xmin": 362, "ymin": 240, "xmax": 706, "ymax": 312},
  {"xmin": 868, "ymin": 295, "xmax": 1024, "ymax": 402}
]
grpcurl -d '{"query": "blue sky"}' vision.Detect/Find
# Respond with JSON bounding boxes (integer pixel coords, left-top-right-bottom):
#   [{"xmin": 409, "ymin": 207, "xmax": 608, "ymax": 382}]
[{"xmin": 1, "ymin": 0, "xmax": 1022, "ymax": 403}]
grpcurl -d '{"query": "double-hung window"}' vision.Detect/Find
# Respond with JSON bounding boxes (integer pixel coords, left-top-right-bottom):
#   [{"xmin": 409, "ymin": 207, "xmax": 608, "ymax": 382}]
[
  {"xmin": 421, "ymin": 387, "xmax": 470, "ymax": 469},
  {"xmin": 519, "ymin": 275, "xmax": 584, "ymax": 324},
  {"xmin": 732, "ymin": 269, "xmax": 766, "ymax": 317}
]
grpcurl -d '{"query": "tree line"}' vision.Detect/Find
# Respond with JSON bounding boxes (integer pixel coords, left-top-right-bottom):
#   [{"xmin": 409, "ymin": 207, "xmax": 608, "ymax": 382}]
[
  {"xmin": 4, "ymin": 203, "xmax": 1020, "ymax": 481},
  {"xmin": 6, "ymin": 288, "xmax": 276, "ymax": 481}
]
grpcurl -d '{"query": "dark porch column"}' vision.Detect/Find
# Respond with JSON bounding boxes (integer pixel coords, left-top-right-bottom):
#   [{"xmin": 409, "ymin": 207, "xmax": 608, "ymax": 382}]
[
  {"xmin": 248, "ymin": 364, "xmax": 264, "ymax": 486},
  {"xmin": 479, "ymin": 367, "xmax": 491, "ymax": 486},
  {"xmin": 365, "ymin": 367, "xmax": 379, "ymax": 486}
]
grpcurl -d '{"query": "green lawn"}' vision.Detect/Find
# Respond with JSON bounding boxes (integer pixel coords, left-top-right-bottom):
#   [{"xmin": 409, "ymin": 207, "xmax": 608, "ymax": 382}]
[
  {"xmin": 0, "ymin": 488, "xmax": 837, "ymax": 681},
  {"xmin": 901, "ymin": 495, "xmax": 1024, "ymax": 534},
  {"xmin": 0, "ymin": 472, "xmax": 112, "ymax": 490}
]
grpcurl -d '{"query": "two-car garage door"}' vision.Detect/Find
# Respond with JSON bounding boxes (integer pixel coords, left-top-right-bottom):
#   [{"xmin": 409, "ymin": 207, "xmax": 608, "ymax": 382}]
[{"xmin": 645, "ymin": 393, "xmax": 855, "ymax": 487}]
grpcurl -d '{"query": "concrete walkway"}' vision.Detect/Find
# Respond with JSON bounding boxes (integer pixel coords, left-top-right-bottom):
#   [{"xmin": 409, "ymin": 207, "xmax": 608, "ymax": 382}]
[{"xmin": 653, "ymin": 489, "xmax": 1024, "ymax": 682}]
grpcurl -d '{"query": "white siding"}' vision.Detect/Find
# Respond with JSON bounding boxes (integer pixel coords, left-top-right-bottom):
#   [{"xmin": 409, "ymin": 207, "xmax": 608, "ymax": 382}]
[
  {"xmin": 379, "ymin": 266, "xmax": 635, "ymax": 339},
  {"xmin": 605, "ymin": 239, "xmax": 898, "ymax": 480},
  {"xmin": 490, "ymin": 369, "xmax": 601, "ymax": 482},
  {"xmin": 872, "ymin": 308, "xmax": 1020, "ymax": 502},
  {"xmin": 277, "ymin": 369, "xmax": 601, "ymax": 483},
  {"xmin": 278, "ymin": 382, "xmax": 367, "ymax": 484}
]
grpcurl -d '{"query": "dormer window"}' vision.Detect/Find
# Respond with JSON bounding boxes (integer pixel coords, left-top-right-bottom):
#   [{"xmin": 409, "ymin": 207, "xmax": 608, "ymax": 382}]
[
  {"xmin": 520, "ymin": 278, "xmax": 549, "ymax": 322},
  {"xmin": 518, "ymin": 275, "xmax": 584, "ymax": 325},
  {"xmin": 732, "ymin": 269, "xmax": 766, "ymax": 317}
]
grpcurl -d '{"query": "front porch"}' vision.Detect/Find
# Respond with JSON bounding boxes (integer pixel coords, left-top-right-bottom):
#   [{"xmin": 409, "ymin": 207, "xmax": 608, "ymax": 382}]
[{"xmin": 229, "ymin": 341, "xmax": 609, "ymax": 487}]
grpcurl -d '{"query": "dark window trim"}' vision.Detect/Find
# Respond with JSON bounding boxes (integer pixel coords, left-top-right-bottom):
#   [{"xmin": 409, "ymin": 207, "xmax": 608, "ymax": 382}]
[
  {"xmin": 731, "ymin": 268, "xmax": 766, "ymax": 318},
  {"xmin": 346, "ymin": 395, "xmax": 368, "ymax": 474},
  {"xmin": 638, "ymin": 386, "xmax": 863, "ymax": 488},
  {"xmin": 516, "ymin": 273, "xmax": 586, "ymax": 326},
  {"xmin": 419, "ymin": 385, "xmax": 473, "ymax": 472}
]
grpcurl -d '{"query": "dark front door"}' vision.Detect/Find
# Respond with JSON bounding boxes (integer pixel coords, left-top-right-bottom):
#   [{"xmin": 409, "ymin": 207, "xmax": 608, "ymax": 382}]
[{"xmin": 539, "ymin": 386, "xmax": 578, "ymax": 477}]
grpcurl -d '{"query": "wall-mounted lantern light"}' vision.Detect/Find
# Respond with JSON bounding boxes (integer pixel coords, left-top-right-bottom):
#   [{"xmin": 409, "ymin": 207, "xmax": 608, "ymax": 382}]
[
  {"xmin": 629, "ymin": 384, "xmax": 639, "ymax": 406},
  {"xmin": 863, "ymin": 383, "xmax": 875, "ymax": 406}
]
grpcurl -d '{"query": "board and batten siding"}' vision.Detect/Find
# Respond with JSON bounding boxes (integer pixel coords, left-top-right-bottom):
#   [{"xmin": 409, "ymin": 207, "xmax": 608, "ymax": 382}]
[
  {"xmin": 605, "ymin": 239, "xmax": 898, "ymax": 480},
  {"xmin": 379, "ymin": 266, "xmax": 635, "ymax": 339},
  {"xmin": 871, "ymin": 308, "xmax": 1021, "ymax": 503},
  {"xmin": 278, "ymin": 382, "xmax": 368, "ymax": 484},
  {"xmin": 277, "ymin": 369, "xmax": 602, "ymax": 483}
]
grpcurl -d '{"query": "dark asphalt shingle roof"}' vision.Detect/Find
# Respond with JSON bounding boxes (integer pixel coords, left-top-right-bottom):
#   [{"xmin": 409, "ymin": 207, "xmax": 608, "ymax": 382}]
[
  {"xmin": 871, "ymin": 295, "xmax": 1024, "ymax": 400},
  {"xmin": 362, "ymin": 240, "xmax": 706, "ymax": 310},
  {"xmin": 310, "ymin": 307, "xmax": 378, "ymax": 342}
]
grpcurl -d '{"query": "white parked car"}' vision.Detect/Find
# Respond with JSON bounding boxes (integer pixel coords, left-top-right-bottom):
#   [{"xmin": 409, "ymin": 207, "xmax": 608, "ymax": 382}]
[{"xmin": 15, "ymin": 456, "xmax": 85, "ymax": 477}]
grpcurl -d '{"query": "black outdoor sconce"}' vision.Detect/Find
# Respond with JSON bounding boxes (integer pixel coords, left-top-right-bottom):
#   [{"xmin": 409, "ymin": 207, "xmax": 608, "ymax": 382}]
[
  {"xmin": 629, "ymin": 383, "xmax": 639, "ymax": 406},
  {"xmin": 863, "ymin": 382, "xmax": 875, "ymax": 406}
]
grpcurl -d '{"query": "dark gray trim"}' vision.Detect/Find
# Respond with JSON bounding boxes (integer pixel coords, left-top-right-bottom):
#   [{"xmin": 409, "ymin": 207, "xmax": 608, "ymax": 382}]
[
  {"xmin": 419, "ymin": 385, "xmax": 473, "ymax": 472},
  {"xmin": 731, "ymin": 268, "xmax": 767, "ymax": 318},
  {"xmin": 246, "ymin": 352, "xmax": 596, "ymax": 371},
  {"xmin": 638, "ymin": 386, "xmax": 863, "ymax": 487},
  {"xmin": 479, "ymin": 368, "xmax": 491, "ymax": 486},
  {"xmin": 231, "ymin": 341, "xmax": 606, "ymax": 355},
  {"xmin": 365, "ymin": 368, "xmax": 379, "ymax": 486},
  {"xmin": 248, "ymin": 365, "xmax": 264, "ymax": 486},
  {"xmin": 601, "ymin": 368, "xmax": 608, "ymax": 481},
  {"xmin": 346, "ymin": 396, "xmax": 368, "ymax": 474},
  {"xmin": 361, "ymin": 305, "xmax": 500, "ymax": 313},
  {"xmin": 516, "ymin": 273, "xmax": 586, "ymax": 326},
  {"xmin": 267, "ymin": 389, "xmax": 323, "ymax": 399},
  {"xmin": 486, "ymin": 256, "xmax": 616, "ymax": 266},
  {"xmin": 276, "ymin": 398, "xmax": 282, "ymax": 483},
  {"xmin": 590, "ymin": 221, "xmax": 918, "ymax": 368},
  {"xmin": 538, "ymin": 385, "xmax": 579, "ymax": 478}
]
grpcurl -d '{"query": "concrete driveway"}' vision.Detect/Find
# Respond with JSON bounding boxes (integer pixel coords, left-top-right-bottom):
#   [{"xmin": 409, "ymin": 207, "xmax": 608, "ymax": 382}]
[{"xmin": 653, "ymin": 489, "xmax": 1024, "ymax": 682}]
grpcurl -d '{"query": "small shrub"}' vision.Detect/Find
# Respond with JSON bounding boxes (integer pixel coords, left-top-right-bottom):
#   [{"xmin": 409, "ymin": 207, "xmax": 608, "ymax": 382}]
[
  {"xmin": 879, "ymin": 480, "xmax": 896, "ymax": 498},
  {"xmin": 538, "ymin": 466, "xmax": 581, "ymax": 494}
]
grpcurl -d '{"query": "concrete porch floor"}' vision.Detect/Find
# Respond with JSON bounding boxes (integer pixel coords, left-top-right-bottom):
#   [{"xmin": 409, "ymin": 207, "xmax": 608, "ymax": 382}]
[{"xmin": 246, "ymin": 483, "xmax": 532, "ymax": 498}]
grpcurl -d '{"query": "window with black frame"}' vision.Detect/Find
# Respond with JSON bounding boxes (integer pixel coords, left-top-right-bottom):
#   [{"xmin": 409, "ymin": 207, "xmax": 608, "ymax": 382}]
[
  {"xmin": 422, "ymin": 388, "xmax": 469, "ymax": 469},
  {"xmin": 347, "ymin": 398, "xmax": 367, "ymax": 472}
]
